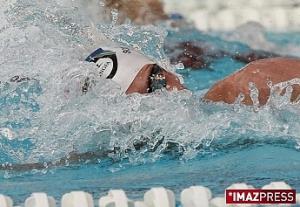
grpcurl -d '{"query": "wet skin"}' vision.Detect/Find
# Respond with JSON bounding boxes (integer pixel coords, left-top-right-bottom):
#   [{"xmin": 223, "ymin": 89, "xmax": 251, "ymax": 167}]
[
  {"xmin": 126, "ymin": 64, "xmax": 185, "ymax": 94},
  {"xmin": 204, "ymin": 57, "xmax": 300, "ymax": 105}
]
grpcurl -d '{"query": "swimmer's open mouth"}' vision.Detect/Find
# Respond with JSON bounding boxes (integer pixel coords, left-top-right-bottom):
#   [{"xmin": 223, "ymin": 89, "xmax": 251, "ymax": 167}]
[{"xmin": 148, "ymin": 64, "xmax": 167, "ymax": 93}]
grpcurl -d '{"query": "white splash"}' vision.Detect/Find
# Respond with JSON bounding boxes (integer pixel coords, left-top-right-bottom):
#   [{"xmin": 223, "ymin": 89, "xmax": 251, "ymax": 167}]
[
  {"xmin": 1, "ymin": 0, "xmax": 300, "ymax": 167},
  {"xmin": 0, "ymin": 128, "xmax": 15, "ymax": 140}
]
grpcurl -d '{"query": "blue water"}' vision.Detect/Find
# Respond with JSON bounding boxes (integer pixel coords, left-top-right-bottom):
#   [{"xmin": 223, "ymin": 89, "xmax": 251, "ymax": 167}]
[
  {"xmin": 1, "ymin": 0, "xmax": 300, "ymax": 206},
  {"xmin": 2, "ymin": 146, "xmax": 300, "ymax": 204}
]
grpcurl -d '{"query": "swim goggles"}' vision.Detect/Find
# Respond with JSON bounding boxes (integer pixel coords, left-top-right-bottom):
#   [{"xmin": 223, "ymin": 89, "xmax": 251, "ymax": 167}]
[{"xmin": 148, "ymin": 64, "xmax": 167, "ymax": 93}]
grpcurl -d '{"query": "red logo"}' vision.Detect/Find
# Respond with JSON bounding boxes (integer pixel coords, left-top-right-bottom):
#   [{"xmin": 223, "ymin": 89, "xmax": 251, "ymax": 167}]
[{"xmin": 226, "ymin": 189, "xmax": 296, "ymax": 204}]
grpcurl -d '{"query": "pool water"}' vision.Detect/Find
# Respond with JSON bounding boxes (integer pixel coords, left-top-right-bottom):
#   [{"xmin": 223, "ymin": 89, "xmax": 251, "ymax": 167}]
[
  {"xmin": 1, "ymin": 0, "xmax": 300, "ymax": 205},
  {"xmin": 2, "ymin": 145, "xmax": 300, "ymax": 204}
]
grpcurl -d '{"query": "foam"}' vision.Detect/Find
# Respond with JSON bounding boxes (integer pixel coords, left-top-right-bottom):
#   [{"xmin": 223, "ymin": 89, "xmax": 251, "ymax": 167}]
[
  {"xmin": 162, "ymin": 0, "xmax": 300, "ymax": 31},
  {"xmin": 1, "ymin": 0, "xmax": 300, "ymax": 167}
]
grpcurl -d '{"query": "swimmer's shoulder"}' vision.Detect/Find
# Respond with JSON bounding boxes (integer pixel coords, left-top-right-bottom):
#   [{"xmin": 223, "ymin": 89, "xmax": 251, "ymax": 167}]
[
  {"xmin": 247, "ymin": 57, "xmax": 300, "ymax": 67},
  {"xmin": 235, "ymin": 57, "xmax": 300, "ymax": 76}
]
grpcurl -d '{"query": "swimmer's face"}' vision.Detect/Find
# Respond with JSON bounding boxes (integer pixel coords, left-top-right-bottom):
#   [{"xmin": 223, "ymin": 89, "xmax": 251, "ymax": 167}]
[{"xmin": 126, "ymin": 64, "xmax": 185, "ymax": 94}]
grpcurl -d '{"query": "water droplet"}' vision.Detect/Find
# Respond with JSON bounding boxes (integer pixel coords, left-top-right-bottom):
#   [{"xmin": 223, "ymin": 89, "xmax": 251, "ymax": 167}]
[
  {"xmin": 267, "ymin": 80, "xmax": 273, "ymax": 88},
  {"xmin": 175, "ymin": 63, "xmax": 185, "ymax": 70},
  {"xmin": 0, "ymin": 128, "xmax": 15, "ymax": 140}
]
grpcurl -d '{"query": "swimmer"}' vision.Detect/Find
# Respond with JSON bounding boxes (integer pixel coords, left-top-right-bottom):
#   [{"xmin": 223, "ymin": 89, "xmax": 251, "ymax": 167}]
[
  {"xmin": 3, "ymin": 50, "xmax": 299, "ymax": 171},
  {"xmin": 86, "ymin": 47, "xmax": 300, "ymax": 106},
  {"xmin": 204, "ymin": 57, "xmax": 300, "ymax": 105},
  {"xmin": 84, "ymin": 46, "xmax": 185, "ymax": 94}
]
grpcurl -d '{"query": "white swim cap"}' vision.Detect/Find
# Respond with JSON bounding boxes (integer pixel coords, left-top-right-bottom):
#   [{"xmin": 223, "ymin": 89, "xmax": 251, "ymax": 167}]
[{"xmin": 86, "ymin": 47, "xmax": 155, "ymax": 91}]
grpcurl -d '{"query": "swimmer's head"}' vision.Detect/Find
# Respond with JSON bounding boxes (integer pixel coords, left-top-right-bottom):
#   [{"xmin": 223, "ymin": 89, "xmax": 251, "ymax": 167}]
[
  {"xmin": 86, "ymin": 46, "xmax": 185, "ymax": 94},
  {"xmin": 85, "ymin": 48, "xmax": 118, "ymax": 79},
  {"xmin": 86, "ymin": 47, "xmax": 155, "ymax": 91}
]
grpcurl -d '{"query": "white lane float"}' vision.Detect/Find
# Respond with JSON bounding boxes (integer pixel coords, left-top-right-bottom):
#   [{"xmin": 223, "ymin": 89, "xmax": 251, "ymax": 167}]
[
  {"xmin": 297, "ymin": 193, "xmax": 300, "ymax": 204},
  {"xmin": 134, "ymin": 201, "xmax": 148, "ymax": 207},
  {"xmin": 99, "ymin": 190, "xmax": 135, "ymax": 207},
  {"xmin": 0, "ymin": 195, "xmax": 13, "ymax": 207},
  {"xmin": 162, "ymin": 0, "xmax": 300, "ymax": 31},
  {"xmin": 25, "ymin": 193, "xmax": 56, "ymax": 207},
  {"xmin": 262, "ymin": 181, "xmax": 292, "ymax": 190},
  {"xmin": 181, "ymin": 186, "xmax": 212, "ymax": 207},
  {"xmin": 226, "ymin": 183, "xmax": 256, "ymax": 207},
  {"xmin": 144, "ymin": 187, "xmax": 175, "ymax": 207},
  {"xmin": 227, "ymin": 183, "xmax": 254, "ymax": 190},
  {"xmin": 61, "ymin": 191, "xmax": 94, "ymax": 207},
  {"xmin": 210, "ymin": 197, "xmax": 225, "ymax": 207}
]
